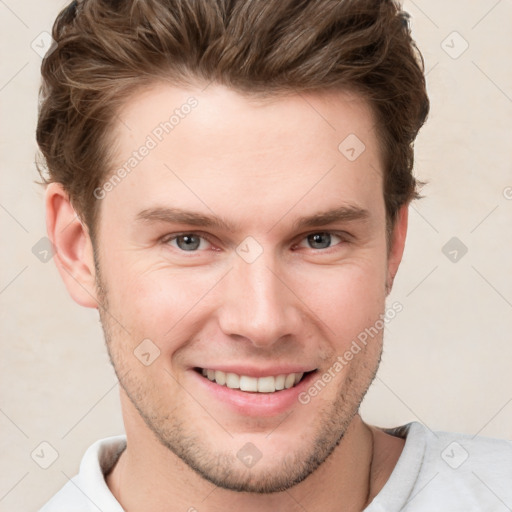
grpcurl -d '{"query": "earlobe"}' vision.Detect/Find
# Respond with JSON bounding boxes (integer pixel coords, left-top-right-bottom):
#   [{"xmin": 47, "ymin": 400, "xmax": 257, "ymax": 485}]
[
  {"xmin": 386, "ymin": 204, "xmax": 409, "ymax": 295},
  {"xmin": 45, "ymin": 183, "xmax": 99, "ymax": 308}
]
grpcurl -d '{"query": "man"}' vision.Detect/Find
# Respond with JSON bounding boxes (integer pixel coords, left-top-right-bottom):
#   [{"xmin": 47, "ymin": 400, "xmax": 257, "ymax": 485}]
[{"xmin": 37, "ymin": 0, "xmax": 511, "ymax": 510}]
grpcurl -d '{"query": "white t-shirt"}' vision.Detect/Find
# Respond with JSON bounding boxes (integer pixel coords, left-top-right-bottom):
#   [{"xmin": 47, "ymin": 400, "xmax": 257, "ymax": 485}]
[{"xmin": 39, "ymin": 422, "xmax": 512, "ymax": 511}]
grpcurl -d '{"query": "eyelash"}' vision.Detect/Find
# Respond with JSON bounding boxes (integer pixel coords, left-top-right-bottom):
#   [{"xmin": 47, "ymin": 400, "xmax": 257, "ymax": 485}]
[{"xmin": 161, "ymin": 231, "xmax": 350, "ymax": 253}]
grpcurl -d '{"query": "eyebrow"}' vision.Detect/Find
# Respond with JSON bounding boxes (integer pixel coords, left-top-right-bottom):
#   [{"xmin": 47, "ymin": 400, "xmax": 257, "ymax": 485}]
[
  {"xmin": 136, "ymin": 207, "xmax": 235, "ymax": 231},
  {"xmin": 291, "ymin": 205, "xmax": 369, "ymax": 230},
  {"xmin": 135, "ymin": 204, "xmax": 369, "ymax": 232}
]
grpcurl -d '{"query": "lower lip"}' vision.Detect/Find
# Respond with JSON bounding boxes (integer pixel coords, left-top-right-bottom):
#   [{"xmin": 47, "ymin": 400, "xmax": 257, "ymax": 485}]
[{"xmin": 190, "ymin": 370, "xmax": 317, "ymax": 417}]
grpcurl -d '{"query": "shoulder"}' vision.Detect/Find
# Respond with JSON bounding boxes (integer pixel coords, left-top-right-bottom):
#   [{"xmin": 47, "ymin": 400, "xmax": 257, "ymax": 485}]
[
  {"xmin": 38, "ymin": 436, "xmax": 126, "ymax": 512},
  {"xmin": 38, "ymin": 477, "xmax": 89, "ymax": 512},
  {"xmin": 367, "ymin": 422, "xmax": 512, "ymax": 512},
  {"xmin": 413, "ymin": 423, "xmax": 512, "ymax": 510},
  {"xmin": 422, "ymin": 424, "xmax": 512, "ymax": 471}
]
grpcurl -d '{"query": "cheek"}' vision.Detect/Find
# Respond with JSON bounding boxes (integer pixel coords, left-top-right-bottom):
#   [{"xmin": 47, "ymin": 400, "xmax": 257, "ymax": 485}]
[
  {"xmin": 289, "ymin": 258, "xmax": 388, "ymax": 343},
  {"xmin": 103, "ymin": 259, "xmax": 221, "ymax": 346}
]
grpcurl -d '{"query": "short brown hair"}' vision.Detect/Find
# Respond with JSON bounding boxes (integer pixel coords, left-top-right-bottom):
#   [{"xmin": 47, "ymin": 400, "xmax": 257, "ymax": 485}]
[{"xmin": 36, "ymin": 0, "xmax": 429, "ymax": 240}]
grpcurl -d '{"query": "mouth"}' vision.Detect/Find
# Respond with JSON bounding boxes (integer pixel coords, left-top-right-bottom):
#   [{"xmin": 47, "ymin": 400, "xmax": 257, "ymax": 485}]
[{"xmin": 194, "ymin": 367, "xmax": 315, "ymax": 393}]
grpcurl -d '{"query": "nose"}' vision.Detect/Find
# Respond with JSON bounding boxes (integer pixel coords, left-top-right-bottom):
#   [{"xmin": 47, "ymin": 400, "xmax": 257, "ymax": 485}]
[{"xmin": 217, "ymin": 251, "xmax": 302, "ymax": 348}]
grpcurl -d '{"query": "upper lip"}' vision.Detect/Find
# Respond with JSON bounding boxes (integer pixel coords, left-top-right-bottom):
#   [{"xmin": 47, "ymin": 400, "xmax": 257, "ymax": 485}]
[{"xmin": 193, "ymin": 365, "xmax": 317, "ymax": 378}]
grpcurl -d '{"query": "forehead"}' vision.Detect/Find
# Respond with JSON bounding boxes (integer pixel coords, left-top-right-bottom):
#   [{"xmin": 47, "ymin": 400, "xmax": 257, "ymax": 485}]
[
  {"xmin": 115, "ymin": 83, "xmax": 378, "ymax": 156},
  {"xmin": 102, "ymin": 83, "xmax": 384, "ymax": 234}
]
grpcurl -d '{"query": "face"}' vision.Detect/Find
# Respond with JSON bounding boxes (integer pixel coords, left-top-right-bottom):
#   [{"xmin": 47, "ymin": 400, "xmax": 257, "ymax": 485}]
[{"xmin": 93, "ymin": 83, "xmax": 401, "ymax": 493}]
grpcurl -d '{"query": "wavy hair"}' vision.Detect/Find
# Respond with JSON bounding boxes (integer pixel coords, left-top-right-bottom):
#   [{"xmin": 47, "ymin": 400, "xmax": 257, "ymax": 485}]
[{"xmin": 36, "ymin": 0, "xmax": 429, "ymax": 239}]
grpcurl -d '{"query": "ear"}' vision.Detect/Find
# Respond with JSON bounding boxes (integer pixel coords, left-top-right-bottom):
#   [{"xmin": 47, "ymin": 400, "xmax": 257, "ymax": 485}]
[
  {"xmin": 386, "ymin": 204, "xmax": 409, "ymax": 295},
  {"xmin": 45, "ymin": 182, "xmax": 99, "ymax": 308}
]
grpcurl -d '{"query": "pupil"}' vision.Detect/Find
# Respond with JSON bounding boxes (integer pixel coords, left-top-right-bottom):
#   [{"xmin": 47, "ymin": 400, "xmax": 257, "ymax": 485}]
[
  {"xmin": 177, "ymin": 235, "xmax": 200, "ymax": 251},
  {"xmin": 308, "ymin": 233, "xmax": 331, "ymax": 249}
]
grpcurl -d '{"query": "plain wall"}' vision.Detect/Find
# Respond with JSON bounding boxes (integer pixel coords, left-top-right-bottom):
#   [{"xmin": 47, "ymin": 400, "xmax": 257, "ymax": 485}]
[{"xmin": 1, "ymin": 0, "xmax": 511, "ymax": 510}]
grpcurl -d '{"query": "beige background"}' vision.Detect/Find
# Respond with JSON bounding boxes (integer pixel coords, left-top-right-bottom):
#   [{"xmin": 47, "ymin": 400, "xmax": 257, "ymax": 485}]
[{"xmin": 1, "ymin": 0, "xmax": 511, "ymax": 510}]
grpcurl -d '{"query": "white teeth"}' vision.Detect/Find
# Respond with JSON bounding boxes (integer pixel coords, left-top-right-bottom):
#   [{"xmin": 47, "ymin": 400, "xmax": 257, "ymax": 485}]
[
  {"xmin": 225, "ymin": 372, "xmax": 240, "ymax": 389},
  {"xmin": 239, "ymin": 376, "xmax": 258, "ymax": 392},
  {"xmin": 214, "ymin": 370, "xmax": 226, "ymax": 386},
  {"xmin": 275, "ymin": 375, "xmax": 286, "ymax": 390},
  {"xmin": 257, "ymin": 376, "xmax": 276, "ymax": 393},
  {"xmin": 284, "ymin": 374, "xmax": 296, "ymax": 389},
  {"xmin": 200, "ymin": 369, "xmax": 306, "ymax": 393}
]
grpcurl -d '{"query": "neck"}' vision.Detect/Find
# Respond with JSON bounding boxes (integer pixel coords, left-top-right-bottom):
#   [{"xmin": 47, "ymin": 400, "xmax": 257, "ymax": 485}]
[{"xmin": 107, "ymin": 400, "xmax": 385, "ymax": 512}]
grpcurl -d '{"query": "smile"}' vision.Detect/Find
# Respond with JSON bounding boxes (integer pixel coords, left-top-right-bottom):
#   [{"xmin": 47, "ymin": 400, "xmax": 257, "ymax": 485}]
[{"xmin": 196, "ymin": 368, "xmax": 310, "ymax": 393}]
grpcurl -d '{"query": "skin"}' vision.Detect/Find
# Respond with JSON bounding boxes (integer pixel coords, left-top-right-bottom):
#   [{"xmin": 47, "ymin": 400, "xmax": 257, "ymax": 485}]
[{"xmin": 46, "ymin": 83, "xmax": 408, "ymax": 511}]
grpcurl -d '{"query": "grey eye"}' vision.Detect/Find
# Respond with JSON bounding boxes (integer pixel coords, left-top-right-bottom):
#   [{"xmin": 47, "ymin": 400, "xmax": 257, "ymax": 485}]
[
  {"xmin": 306, "ymin": 233, "xmax": 332, "ymax": 249},
  {"xmin": 175, "ymin": 234, "xmax": 202, "ymax": 251}
]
